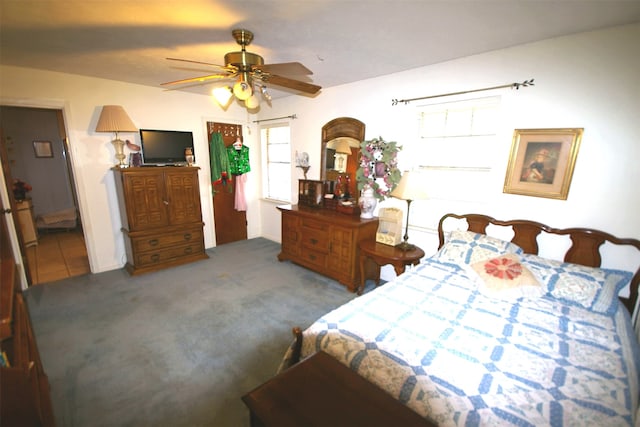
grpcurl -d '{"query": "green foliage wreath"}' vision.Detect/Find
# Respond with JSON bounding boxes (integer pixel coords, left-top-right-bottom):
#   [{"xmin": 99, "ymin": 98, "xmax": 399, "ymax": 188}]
[{"xmin": 355, "ymin": 136, "xmax": 401, "ymax": 201}]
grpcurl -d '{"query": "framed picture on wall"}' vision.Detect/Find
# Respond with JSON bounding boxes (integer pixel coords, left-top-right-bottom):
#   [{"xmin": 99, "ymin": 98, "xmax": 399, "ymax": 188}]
[
  {"xmin": 503, "ymin": 128, "xmax": 583, "ymax": 200},
  {"xmin": 33, "ymin": 140, "xmax": 53, "ymax": 158}
]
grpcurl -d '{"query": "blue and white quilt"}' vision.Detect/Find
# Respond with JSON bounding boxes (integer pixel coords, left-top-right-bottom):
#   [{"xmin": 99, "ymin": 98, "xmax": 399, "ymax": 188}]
[{"xmin": 281, "ymin": 258, "xmax": 640, "ymax": 426}]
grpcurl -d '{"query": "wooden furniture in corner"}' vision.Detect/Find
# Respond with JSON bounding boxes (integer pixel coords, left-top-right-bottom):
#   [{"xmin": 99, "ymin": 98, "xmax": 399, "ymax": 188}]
[
  {"xmin": 114, "ymin": 166, "xmax": 208, "ymax": 275},
  {"xmin": 277, "ymin": 204, "xmax": 378, "ymax": 292},
  {"xmin": 1, "ymin": 198, "xmax": 55, "ymax": 426}
]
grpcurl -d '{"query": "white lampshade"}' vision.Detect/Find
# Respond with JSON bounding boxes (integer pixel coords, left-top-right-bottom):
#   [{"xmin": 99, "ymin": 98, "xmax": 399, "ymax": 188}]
[
  {"xmin": 327, "ymin": 137, "xmax": 360, "ymax": 150},
  {"xmin": 332, "ymin": 139, "xmax": 352, "ymax": 155},
  {"xmin": 212, "ymin": 86, "xmax": 233, "ymax": 106},
  {"xmin": 390, "ymin": 170, "xmax": 428, "ymax": 201},
  {"xmin": 95, "ymin": 105, "xmax": 137, "ymax": 133}
]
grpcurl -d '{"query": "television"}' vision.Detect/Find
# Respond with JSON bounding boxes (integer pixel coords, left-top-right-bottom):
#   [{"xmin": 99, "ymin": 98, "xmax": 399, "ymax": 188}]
[{"xmin": 139, "ymin": 129, "xmax": 195, "ymax": 166}]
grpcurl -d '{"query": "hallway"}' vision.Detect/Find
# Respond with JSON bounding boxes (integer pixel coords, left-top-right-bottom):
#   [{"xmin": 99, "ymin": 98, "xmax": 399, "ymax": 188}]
[{"xmin": 25, "ymin": 229, "xmax": 90, "ymax": 284}]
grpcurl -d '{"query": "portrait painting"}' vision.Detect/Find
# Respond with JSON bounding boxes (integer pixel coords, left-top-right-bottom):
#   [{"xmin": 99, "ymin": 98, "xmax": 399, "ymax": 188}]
[{"xmin": 503, "ymin": 128, "xmax": 583, "ymax": 200}]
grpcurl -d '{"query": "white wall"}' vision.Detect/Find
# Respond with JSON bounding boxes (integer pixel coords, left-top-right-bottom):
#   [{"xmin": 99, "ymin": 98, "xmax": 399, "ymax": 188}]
[
  {"xmin": 0, "ymin": 69, "xmax": 263, "ymax": 273},
  {"xmin": 263, "ymin": 23, "xmax": 640, "ymax": 280},
  {"xmin": 2, "ymin": 23, "xmax": 638, "ymax": 278}
]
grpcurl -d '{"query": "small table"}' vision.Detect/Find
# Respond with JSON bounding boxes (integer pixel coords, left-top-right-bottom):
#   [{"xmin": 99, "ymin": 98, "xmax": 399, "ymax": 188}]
[
  {"xmin": 242, "ymin": 351, "xmax": 435, "ymax": 427},
  {"xmin": 358, "ymin": 240, "xmax": 425, "ymax": 295}
]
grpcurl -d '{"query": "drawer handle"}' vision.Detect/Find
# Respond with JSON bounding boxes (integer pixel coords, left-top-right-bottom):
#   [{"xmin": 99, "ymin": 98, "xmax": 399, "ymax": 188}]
[
  {"xmin": 148, "ymin": 239, "xmax": 159, "ymax": 246},
  {"xmin": 309, "ymin": 254, "xmax": 316, "ymax": 260},
  {"xmin": 184, "ymin": 247, "xmax": 193, "ymax": 254},
  {"xmin": 183, "ymin": 233, "xmax": 192, "ymax": 241},
  {"xmin": 310, "ymin": 238, "xmax": 318, "ymax": 245},
  {"xmin": 163, "ymin": 200, "xmax": 169, "ymax": 206},
  {"xmin": 151, "ymin": 254, "xmax": 160, "ymax": 262}
]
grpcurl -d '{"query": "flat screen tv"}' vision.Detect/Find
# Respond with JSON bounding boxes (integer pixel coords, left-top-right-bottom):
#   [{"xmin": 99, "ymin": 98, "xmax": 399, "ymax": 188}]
[{"xmin": 139, "ymin": 129, "xmax": 195, "ymax": 166}]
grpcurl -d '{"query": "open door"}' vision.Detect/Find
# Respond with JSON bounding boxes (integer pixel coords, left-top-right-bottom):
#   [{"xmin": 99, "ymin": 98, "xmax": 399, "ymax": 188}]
[
  {"xmin": 0, "ymin": 126, "xmax": 33, "ymax": 285},
  {"xmin": 207, "ymin": 122, "xmax": 248, "ymax": 245}
]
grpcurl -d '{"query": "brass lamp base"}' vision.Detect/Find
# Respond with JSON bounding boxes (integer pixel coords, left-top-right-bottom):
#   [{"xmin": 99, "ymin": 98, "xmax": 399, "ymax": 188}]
[{"xmin": 396, "ymin": 241, "xmax": 415, "ymax": 251}]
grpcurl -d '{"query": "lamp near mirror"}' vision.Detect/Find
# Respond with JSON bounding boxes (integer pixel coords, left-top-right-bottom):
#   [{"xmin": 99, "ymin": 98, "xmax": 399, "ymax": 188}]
[
  {"xmin": 326, "ymin": 137, "xmax": 359, "ymax": 173},
  {"xmin": 390, "ymin": 170, "xmax": 428, "ymax": 251},
  {"xmin": 95, "ymin": 105, "xmax": 138, "ymax": 168}
]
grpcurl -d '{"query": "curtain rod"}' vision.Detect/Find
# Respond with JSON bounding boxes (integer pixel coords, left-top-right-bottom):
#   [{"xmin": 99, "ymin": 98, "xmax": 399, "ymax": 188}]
[
  {"xmin": 253, "ymin": 114, "xmax": 297, "ymax": 123},
  {"xmin": 391, "ymin": 79, "xmax": 534, "ymax": 106}
]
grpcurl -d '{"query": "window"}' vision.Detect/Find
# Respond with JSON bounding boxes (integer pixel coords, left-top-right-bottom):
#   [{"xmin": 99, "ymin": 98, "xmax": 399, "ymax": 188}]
[
  {"xmin": 261, "ymin": 123, "xmax": 292, "ymax": 202},
  {"xmin": 409, "ymin": 96, "xmax": 502, "ymax": 226},
  {"xmin": 414, "ymin": 96, "xmax": 501, "ymax": 200}
]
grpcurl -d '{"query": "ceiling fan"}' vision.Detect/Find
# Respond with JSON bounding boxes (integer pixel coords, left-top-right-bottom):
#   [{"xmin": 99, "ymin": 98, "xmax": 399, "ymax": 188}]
[{"xmin": 161, "ymin": 29, "xmax": 321, "ymax": 108}]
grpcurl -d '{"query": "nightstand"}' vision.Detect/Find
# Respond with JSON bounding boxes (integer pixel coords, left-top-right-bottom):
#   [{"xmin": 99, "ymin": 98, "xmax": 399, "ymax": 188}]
[{"xmin": 358, "ymin": 240, "xmax": 425, "ymax": 295}]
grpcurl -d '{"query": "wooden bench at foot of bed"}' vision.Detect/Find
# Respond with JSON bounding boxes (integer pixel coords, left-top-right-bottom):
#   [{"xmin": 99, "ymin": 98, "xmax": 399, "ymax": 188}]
[{"xmin": 242, "ymin": 350, "xmax": 435, "ymax": 427}]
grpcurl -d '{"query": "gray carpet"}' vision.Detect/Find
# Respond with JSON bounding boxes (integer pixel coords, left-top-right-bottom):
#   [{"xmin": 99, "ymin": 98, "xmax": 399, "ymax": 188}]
[{"xmin": 25, "ymin": 238, "xmax": 374, "ymax": 427}]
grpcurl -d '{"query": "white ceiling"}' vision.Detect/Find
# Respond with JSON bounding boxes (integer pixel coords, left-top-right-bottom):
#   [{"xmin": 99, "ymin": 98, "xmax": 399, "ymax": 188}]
[{"xmin": 1, "ymin": 1, "xmax": 639, "ymax": 99}]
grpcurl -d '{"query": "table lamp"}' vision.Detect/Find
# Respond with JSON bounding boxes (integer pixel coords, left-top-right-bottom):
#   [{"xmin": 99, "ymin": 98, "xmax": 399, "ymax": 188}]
[
  {"xmin": 390, "ymin": 170, "xmax": 428, "ymax": 251},
  {"xmin": 95, "ymin": 105, "xmax": 138, "ymax": 167}
]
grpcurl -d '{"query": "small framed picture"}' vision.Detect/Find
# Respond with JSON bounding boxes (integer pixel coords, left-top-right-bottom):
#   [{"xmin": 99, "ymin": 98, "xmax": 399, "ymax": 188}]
[
  {"xmin": 33, "ymin": 141, "xmax": 53, "ymax": 158},
  {"xmin": 503, "ymin": 128, "xmax": 583, "ymax": 200}
]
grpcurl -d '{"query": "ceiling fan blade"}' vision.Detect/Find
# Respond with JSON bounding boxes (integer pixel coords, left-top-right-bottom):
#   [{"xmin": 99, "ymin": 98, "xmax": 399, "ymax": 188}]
[
  {"xmin": 161, "ymin": 73, "xmax": 235, "ymax": 86},
  {"xmin": 257, "ymin": 62, "xmax": 313, "ymax": 76},
  {"xmin": 261, "ymin": 74, "xmax": 321, "ymax": 94},
  {"xmin": 166, "ymin": 57, "xmax": 230, "ymax": 71}
]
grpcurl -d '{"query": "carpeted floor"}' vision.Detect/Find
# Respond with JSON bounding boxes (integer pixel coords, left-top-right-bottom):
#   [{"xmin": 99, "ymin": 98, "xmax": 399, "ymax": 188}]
[{"xmin": 25, "ymin": 238, "xmax": 375, "ymax": 427}]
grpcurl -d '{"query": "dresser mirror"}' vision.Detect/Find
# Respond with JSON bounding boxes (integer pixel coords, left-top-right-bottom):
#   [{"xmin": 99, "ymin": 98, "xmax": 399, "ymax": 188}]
[{"xmin": 320, "ymin": 117, "xmax": 365, "ymax": 197}]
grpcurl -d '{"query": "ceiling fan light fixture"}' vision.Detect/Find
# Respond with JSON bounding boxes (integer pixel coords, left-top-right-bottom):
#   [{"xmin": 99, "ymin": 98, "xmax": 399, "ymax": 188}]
[
  {"xmin": 233, "ymin": 80, "xmax": 252, "ymax": 101},
  {"xmin": 212, "ymin": 86, "xmax": 233, "ymax": 106},
  {"xmin": 260, "ymin": 85, "xmax": 272, "ymax": 102},
  {"xmin": 245, "ymin": 94, "xmax": 260, "ymax": 109}
]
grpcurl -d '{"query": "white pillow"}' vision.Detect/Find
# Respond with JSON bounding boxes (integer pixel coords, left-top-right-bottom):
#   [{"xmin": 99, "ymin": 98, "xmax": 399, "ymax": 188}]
[
  {"xmin": 520, "ymin": 253, "xmax": 633, "ymax": 314},
  {"xmin": 436, "ymin": 230, "xmax": 524, "ymax": 265},
  {"xmin": 470, "ymin": 253, "xmax": 544, "ymax": 301}
]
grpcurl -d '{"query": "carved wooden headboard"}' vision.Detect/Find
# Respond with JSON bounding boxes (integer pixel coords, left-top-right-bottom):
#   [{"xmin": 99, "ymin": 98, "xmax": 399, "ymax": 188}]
[{"xmin": 437, "ymin": 213, "xmax": 640, "ymax": 315}]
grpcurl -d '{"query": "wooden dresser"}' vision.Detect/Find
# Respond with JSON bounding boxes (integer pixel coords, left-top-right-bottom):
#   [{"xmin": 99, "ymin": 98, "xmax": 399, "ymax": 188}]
[
  {"xmin": 277, "ymin": 205, "xmax": 378, "ymax": 292},
  {"xmin": 114, "ymin": 166, "xmax": 208, "ymax": 275},
  {"xmin": 1, "ymin": 200, "xmax": 55, "ymax": 426}
]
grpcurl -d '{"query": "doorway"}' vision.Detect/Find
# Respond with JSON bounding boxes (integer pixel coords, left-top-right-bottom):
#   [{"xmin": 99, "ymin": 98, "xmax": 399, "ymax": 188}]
[
  {"xmin": 207, "ymin": 121, "xmax": 248, "ymax": 245},
  {"xmin": 0, "ymin": 106, "xmax": 90, "ymax": 285}
]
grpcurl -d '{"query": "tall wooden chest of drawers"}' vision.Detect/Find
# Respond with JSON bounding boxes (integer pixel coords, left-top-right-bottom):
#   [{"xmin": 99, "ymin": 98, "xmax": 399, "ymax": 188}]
[
  {"xmin": 277, "ymin": 204, "xmax": 378, "ymax": 292},
  {"xmin": 114, "ymin": 167, "xmax": 208, "ymax": 275}
]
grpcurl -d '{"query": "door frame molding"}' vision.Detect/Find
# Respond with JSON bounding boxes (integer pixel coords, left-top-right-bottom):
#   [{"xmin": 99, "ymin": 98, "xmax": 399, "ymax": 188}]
[{"xmin": 0, "ymin": 97, "xmax": 95, "ymax": 283}]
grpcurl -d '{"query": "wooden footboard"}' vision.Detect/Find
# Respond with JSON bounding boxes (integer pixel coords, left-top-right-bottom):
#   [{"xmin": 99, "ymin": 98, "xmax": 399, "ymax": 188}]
[{"xmin": 284, "ymin": 327, "xmax": 304, "ymax": 368}]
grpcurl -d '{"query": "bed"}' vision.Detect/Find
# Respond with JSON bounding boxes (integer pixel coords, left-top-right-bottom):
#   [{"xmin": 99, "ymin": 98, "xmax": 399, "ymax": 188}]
[{"xmin": 281, "ymin": 213, "xmax": 640, "ymax": 426}]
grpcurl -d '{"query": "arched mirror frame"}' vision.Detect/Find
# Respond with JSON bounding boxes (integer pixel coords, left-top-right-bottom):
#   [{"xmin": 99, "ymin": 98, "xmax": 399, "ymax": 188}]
[{"xmin": 321, "ymin": 117, "xmax": 365, "ymax": 197}]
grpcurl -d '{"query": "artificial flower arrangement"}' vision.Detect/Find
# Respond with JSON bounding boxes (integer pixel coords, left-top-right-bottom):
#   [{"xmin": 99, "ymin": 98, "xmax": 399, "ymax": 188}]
[
  {"xmin": 355, "ymin": 136, "xmax": 402, "ymax": 201},
  {"xmin": 13, "ymin": 178, "xmax": 33, "ymax": 200}
]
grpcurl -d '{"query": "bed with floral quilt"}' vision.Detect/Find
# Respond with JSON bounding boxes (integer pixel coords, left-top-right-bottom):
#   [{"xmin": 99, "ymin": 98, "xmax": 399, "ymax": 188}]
[{"xmin": 280, "ymin": 213, "xmax": 640, "ymax": 426}]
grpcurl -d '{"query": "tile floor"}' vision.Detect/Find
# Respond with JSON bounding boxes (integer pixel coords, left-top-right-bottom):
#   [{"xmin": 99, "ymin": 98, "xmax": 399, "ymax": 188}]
[{"xmin": 25, "ymin": 229, "xmax": 90, "ymax": 285}]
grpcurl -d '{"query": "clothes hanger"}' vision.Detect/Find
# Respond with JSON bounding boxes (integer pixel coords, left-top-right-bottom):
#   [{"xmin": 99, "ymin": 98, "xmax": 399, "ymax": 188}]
[{"xmin": 233, "ymin": 125, "xmax": 243, "ymax": 150}]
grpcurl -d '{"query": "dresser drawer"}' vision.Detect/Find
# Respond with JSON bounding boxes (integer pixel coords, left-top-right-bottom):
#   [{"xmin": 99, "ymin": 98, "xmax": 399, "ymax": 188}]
[
  {"xmin": 301, "ymin": 248, "xmax": 327, "ymax": 269},
  {"xmin": 132, "ymin": 228, "xmax": 203, "ymax": 252},
  {"xmin": 300, "ymin": 227, "xmax": 330, "ymax": 253},
  {"xmin": 135, "ymin": 242, "xmax": 204, "ymax": 267},
  {"xmin": 300, "ymin": 217, "xmax": 325, "ymax": 230}
]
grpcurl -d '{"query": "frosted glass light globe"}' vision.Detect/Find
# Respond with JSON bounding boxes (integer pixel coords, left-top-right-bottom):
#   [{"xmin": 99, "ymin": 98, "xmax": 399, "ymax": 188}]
[
  {"xmin": 233, "ymin": 81, "xmax": 252, "ymax": 101},
  {"xmin": 245, "ymin": 94, "xmax": 260, "ymax": 109}
]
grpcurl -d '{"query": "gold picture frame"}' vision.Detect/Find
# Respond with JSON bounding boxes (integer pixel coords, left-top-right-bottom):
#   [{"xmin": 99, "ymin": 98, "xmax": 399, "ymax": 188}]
[{"xmin": 503, "ymin": 128, "xmax": 583, "ymax": 200}]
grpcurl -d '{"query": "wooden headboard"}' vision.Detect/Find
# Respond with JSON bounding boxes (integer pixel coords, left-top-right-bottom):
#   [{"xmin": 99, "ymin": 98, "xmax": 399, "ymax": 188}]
[{"xmin": 437, "ymin": 213, "xmax": 640, "ymax": 315}]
